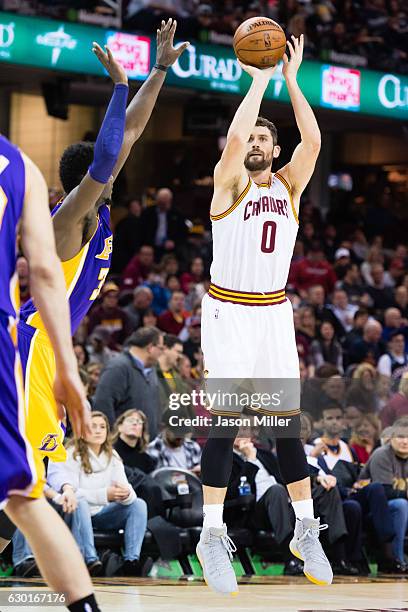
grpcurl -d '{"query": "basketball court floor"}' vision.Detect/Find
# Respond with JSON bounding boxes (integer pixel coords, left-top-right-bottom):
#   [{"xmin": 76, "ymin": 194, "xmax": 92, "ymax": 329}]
[{"xmin": 0, "ymin": 576, "xmax": 407, "ymax": 611}]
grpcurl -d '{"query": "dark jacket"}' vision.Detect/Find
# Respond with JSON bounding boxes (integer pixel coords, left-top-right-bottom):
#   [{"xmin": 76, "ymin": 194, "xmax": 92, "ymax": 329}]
[
  {"xmin": 226, "ymin": 449, "xmax": 283, "ymax": 500},
  {"xmin": 139, "ymin": 205, "xmax": 188, "ymax": 249},
  {"xmin": 94, "ymin": 350, "xmax": 159, "ymax": 438}
]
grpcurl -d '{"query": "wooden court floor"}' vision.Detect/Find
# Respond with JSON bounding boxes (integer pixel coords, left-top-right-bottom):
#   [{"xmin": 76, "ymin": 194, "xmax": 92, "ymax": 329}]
[{"xmin": 1, "ymin": 576, "xmax": 408, "ymax": 611}]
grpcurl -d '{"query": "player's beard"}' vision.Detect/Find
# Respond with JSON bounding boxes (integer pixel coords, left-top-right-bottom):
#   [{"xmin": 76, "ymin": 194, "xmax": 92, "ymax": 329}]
[{"xmin": 244, "ymin": 150, "xmax": 273, "ymax": 172}]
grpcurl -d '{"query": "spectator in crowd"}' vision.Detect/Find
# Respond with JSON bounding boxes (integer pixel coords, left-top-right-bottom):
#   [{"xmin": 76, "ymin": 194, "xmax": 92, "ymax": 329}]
[
  {"xmin": 86, "ymin": 326, "xmax": 117, "ymax": 366},
  {"xmin": 139, "ymin": 188, "xmax": 188, "ymax": 260},
  {"xmin": 180, "ymin": 257, "xmax": 205, "ymax": 295},
  {"xmin": 348, "ymin": 319, "xmax": 385, "ymax": 366},
  {"xmin": 94, "ymin": 327, "xmax": 164, "ymax": 437},
  {"xmin": 306, "ymin": 285, "xmax": 343, "ymax": 337},
  {"xmin": 63, "ymin": 412, "xmax": 149, "ymax": 576},
  {"xmin": 87, "ymin": 282, "xmax": 132, "ymax": 349},
  {"xmin": 300, "ymin": 415, "xmax": 363, "ymax": 575},
  {"xmin": 346, "ymin": 363, "xmax": 379, "ymax": 413},
  {"xmin": 147, "ymin": 426, "xmax": 201, "ymax": 473},
  {"xmin": 157, "ymin": 290, "xmax": 189, "ymax": 335},
  {"xmin": 295, "ymin": 306, "xmax": 317, "ymax": 361},
  {"xmin": 228, "ymin": 431, "xmax": 303, "ymax": 576},
  {"xmin": 377, "ymin": 331, "xmax": 408, "ymax": 384},
  {"xmin": 342, "ymin": 308, "xmax": 370, "ymax": 366},
  {"xmin": 121, "ymin": 245, "xmax": 155, "ymax": 291},
  {"xmin": 16, "ymin": 256, "xmax": 30, "ymax": 305},
  {"xmin": 380, "ymin": 375, "xmax": 408, "ymax": 428},
  {"xmin": 113, "ymin": 409, "xmax": 165, "ymax": 518},
  {"xmin": 366, "ymin": 264, "xmax": 396, "ymax": 312},
  {"xmin": 333, "ymin": 248, "xmax": 352, "ymax": 281},
  {"xmin": 349, "ymin": 414, "xmax": 381, "ymax": 465},
  {"xmin": 360, "ymin": 419, "xmax": 408, "ymax": 569},
  {"xmin": 329, "ymin": 289, "xmax": 358, "ymax": 335},
  {"xmin": 144, "ymin": 270, "xmax": 171, "ymax": 315},
  {"xmin": 343, "ymin": 405, "xmax": 364, "ymax": 438},
  {"xmin": 142, "ymin": 308, "xmax": 158, "ymax": 327},
  {"xmin": 292, "ymin": 243, "xmax": 337, "ymax": 297},
  {"xmin": 337, "ymin": 263, "xmax": 367, "ymax": 305},
  {"xmin": 309, "ymin": 405, "xmax": 400, "ymax": 572},
  {"xmin": 86, "ymin": 363, "xmax": 102, "ymax": 398},
  {"xmin": 394, "ymin": 285, "xmax": 408, "ymax": 319},
  {"xmin": 124, "ymin": 286, "xmax": 154, "ymax": 331},
  {"xmin": 111, "ymin": 197, "xmax": 142, "ymax": 273},
  {"xmin": 382, "ymin": 307, "xmax": 407, "ymax": 343},
  {"xmin": 73, "ymin": 341, "xmax": 89, "ymax": 367},
  {"xmin": 310, "ymin": 321, "xmax": 344, "ymax": 372},
  {"xmin": 156, "ymin": 334, "xmax": 186, "ymax": 418},
  {"xmin": 182, "ymin": 315, "xmax": 201, "ymax": 367}
]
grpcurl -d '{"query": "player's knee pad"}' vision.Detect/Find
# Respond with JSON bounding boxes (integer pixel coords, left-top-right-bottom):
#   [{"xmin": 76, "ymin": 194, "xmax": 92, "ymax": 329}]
[{"xmin": 275, "ymin": 436, "xmax": 309, "ymax": 485}]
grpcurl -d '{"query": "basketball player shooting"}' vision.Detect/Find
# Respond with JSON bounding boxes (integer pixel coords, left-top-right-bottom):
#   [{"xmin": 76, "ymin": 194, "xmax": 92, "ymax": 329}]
[{"xmin": 197, "ymin": 35, "xmax": 333, "ymax": 593}]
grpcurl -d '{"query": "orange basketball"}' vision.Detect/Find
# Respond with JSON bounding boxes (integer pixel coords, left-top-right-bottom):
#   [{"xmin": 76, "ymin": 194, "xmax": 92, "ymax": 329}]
[{"xmin": 233, "ymin": 17, "xmax": 286, "ymax": 69}]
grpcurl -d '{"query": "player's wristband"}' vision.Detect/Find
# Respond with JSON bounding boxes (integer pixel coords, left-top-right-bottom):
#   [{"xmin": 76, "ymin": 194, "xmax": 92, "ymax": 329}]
[{"xmin": 154, "ymin": 63, "xmax": 169, "ymax": 73}]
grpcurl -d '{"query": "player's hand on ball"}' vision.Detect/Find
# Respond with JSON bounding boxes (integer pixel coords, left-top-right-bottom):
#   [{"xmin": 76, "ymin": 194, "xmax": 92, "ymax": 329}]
[
  {"xmin": 238, "ymin": 60, "xmax": 278, "ymax": 82},
  {"xmin": 282, "ymin": 34, "xmax": 304, "ymax": 81},
  {"xmin": 156, "ymin": 18, "xmax": 189, "ymax": 67},
  {"xmin": 92, "ymin": 42, "xmax": 128, "ymax": 86}
]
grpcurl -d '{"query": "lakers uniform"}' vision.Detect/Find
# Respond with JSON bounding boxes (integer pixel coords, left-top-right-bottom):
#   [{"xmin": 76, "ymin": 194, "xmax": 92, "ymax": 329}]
[
  {"xmin": 0, "ymin": 135, "xmax": 43, "ymax": 504},
  {"xmin": 202, "ymin": 172, "xmax": 300, "ymax": 416},
  {"xmin": 19, "ymin": 203, "xmax": 112, "ymax": 461}
]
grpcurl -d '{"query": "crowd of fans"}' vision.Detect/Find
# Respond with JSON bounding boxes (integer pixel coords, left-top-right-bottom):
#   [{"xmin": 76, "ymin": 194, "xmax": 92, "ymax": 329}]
[
  {"xmin": 9, "ymin": 178, "xmax": 408, "ymax": 579},
  {"xmin": 2, "ymin": 1, "xmax": 407, "ymax": 73}
]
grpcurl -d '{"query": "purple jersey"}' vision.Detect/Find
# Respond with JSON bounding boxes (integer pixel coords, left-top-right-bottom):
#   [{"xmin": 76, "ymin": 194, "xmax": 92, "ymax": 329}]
[
  {"xmin": 0, "ymin": 135, "xmax": 25, "ymax": 320},
  {"xmin": 20, "ymin": 202, "xmax": 112, "ymax": 335}
]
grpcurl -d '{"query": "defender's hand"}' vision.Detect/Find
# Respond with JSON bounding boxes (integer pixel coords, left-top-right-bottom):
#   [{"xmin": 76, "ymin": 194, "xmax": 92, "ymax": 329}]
[
  {"xmin": 156, "ymin": 18, "xmax": 189, "ymax": 67},
  {"xmin": 238, "ymin": 60, "xmax": 278, "ymax": 82},
  {"xmin": 282, "ymin": 34, "xmax": 304, "ymax": 81},
  {"xmin": 92, "ymin": 42, "xmax": 128, "ymax": 86}
]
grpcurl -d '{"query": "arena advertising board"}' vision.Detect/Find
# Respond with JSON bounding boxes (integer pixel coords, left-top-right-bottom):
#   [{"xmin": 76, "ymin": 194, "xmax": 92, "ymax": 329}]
[{"xmin": 0, "ymin": 12, "xmax": 406, "ymax": 120}]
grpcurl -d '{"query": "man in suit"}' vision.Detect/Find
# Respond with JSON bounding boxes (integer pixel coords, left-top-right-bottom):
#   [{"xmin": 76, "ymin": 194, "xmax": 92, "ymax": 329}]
[{"xmin": 140, "ymin": 188, "xmax": 188, "ymax": 260}]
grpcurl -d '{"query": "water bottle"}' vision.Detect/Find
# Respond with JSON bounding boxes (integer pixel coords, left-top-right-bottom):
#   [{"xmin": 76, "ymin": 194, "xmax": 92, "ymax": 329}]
[
  {"xmin": 174, "ymin": 473, "xmax": 190, "ymax": 495},
  {"xmin": 238, "ymin": 476, "xmax": 251, "ymax": 496}
]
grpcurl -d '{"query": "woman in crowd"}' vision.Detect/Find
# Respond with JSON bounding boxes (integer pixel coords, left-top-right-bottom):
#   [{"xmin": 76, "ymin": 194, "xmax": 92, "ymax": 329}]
[
  {"xmin": 310, "ymin": 320, "xmax": 344, "ymax": 372},
  {"xmin": 349, "ymin": 414, "xmax": 381, "ymax": 464},
  {"xmin": 113, "ymin": 409, "xmax": 157, "ymax": 474},
  {"xmin": 64, "ymin": 411, "xmax": 148, "ymax": 576},
  {"xmin": 346, "ymin": 363, "xmax": 380, "ymax": 413}
]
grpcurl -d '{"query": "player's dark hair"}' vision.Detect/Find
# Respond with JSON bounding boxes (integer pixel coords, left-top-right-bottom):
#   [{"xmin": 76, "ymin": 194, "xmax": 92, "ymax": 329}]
[
  {"xmin": 256, "ymin": 117, "xmax": 278, "ymax": 145},
  {"xmin": 59, "ymin": 141, "xmax": 94, "ymax": 194}
]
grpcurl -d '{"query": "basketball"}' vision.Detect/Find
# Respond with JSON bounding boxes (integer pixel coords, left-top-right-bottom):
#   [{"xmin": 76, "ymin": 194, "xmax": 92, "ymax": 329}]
[{"xmin": 233, "ymin": 17, "xmax": 286, "ymax": 69}]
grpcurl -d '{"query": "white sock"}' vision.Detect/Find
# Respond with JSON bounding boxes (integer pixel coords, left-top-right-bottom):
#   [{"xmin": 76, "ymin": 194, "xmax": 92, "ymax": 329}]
[
  {"xmin": 292, "ymin": 499, "xmax": 314, "ymax": 520},
  {"xmin": 203, "ymin": 504, "xmax": 224, "ymax": 528}
]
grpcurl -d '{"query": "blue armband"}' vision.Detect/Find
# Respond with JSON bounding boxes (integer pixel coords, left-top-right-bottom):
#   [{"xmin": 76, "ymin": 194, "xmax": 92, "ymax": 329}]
[{"xmin": 89, "ymin": 83, "xmax": 128, "ymax": 184}]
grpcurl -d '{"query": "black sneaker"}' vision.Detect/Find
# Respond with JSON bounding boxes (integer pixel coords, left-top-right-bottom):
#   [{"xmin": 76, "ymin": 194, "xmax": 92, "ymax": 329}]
[
  {"xmin": 377, "ymin": 559, "xmax": 408, "ymax": 574},
  {"xmin": 123, "ymin": 557, "xmax": 153, "ymax": 577},
  {"xmin": 87, "ymin": 560, "xmax": 103, "ymax": 577},
  {"xmin": 332, "ymin": 560, "xmax": 359, "ymax": 576},
  {"xmin": 15, "ymin": 558, "xmax": 39, "ymax": 578},
  {"xmin": 283, "ymin": 558, "xmax": 304, "ymax": 576}
]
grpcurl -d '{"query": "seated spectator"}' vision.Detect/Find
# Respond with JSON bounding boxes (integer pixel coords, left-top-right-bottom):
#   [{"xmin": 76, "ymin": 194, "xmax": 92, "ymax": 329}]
[
  {"xmin": 124, "ymin": 286, "xmax": 154, "ymax": 331},
  {"xmin": 381, "ymin": 307, "xmax": 407, "ymax": 344},
  {"xmin": 64, "ymin": 411, "xmax": 149, "ymax": 576},
  {"xmin": 349, "ymin": 414, "xmax": 381, "ymax": 465},
  {"xmin": 310, "ymin": 405, "xmax": 400, "ymax": 572},
  {"xmin": 310, "ymin": 321, "xmax": 343, "ymax": 373},
  {"xmin": 142, "ymin": 308, "xmax": 158, "ymax": 327},
  {"xmin": 343, "ymin": 405, "xmax": 364, "ymax": 439},
  {"xmin": 337, "ymin": 263, "xmax": 367, "ymax": 306},
  {"xmin": 94, "ymin": 327, "xmax": 163, "ymax": 437},
  {"xmin": 380, "ymin": 375, "xmax": 408, "ymax": 428},
  {"xmin": 295, "ymin": 306, "xmax": 317, "ymax": 361},
  {"xmin": 360, "ymin": 419, "xmax": 408, "ymax": 568},
  {"xmin": 86, "ymin": 326, "xmax": 116, "ymax": 366},
  {"xmin": 144, "ymin": 271, "xmax": 171, "ymax": 315},
  {"xmin": 366, "ymin": 263, "xmax": 396, "ymax": 312},
  {"xmin": 333, "ymin": 248, "xmax": 352, "ymax": 281},
  {"xmin": 346, "ymin": 363, "xmax": 380, "ymax": 413},
  {"xmin": 156, "ymin": 334, "xmax": 187, "ymax": 418},
  {"xmin": 348, "ymin": 319, "xmax": 385, "ymax": 366},
  {"xmin": 16, "ymin": 256, "xmax": 30, "ymax": 306},
  {"xmin": 182, "ymin": 315, "xmax": 201, "ymax": 367},
  {"xmin": 180, "ymin": 257, "xmax": 204, "ymax": 295},
  {"xmin": 316, "ymin": 373, "xmax": 346, "ymax": 415},
  {"xmin": 306, "ymin": 284, "xmax": 344, "ymax": 338},
  {"xmin": 157, "ymin": 290, "xmax": 189, "ymax": 335},
  {"xmin": 87, "ymin": 283, "xmax": 132, "ymax": 349},
  {"xmin": 343, "ymin": 308, "xmax": 370, "ymax": 367},
  {"xmin": 377, "ymin": 331, "xmax": 408, "ymax": 386},
  {"xmin": 291, "ymin": 242, "xmax": 337, "ymax": 298},
  {"xmin": 73, "ymin": 340, "xmax": 89, "ymax": 367},
  {"xmin": 121, "ymin": 245, "xmax": 155, "ymax": 291},
  {"xmin": 394, "ymin": 285, "xmax": 408, "ymax": 319},
  {"xmin": 86, "ymin": 362, "xmax": 102, "ymax": 398},
  {"xmin": 329, "ymin": 289, "xmax": 358, "ymax": 335},
  {"xmin": 147, "ymin": 426, "xmax": 201, "ymax": 473},
  {"xmin": 111, "ymin": 197, "xmax": 142, "ymax": 273},
  {"xmin": 228, "ymin": 431, "xmax": 303, "ymax": 576}
]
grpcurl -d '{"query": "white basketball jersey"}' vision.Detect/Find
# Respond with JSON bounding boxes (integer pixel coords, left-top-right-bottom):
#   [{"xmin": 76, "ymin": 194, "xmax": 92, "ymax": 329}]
[{"xmin": 210, "ymin": 172, "xmax": 299, "ymax": 294}]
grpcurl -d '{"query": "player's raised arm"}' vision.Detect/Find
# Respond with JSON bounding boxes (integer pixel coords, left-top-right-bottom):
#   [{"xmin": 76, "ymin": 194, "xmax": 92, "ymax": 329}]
[
  {"xmin": 279, "ymin": 35, "xmax": 321, "ymax": 203},
  {"xmin": 20, "ymin": 154, "xmax": 90, "ymax": 438},
  {"xmin": 111, "ymin": 18, "xmax": 189, "ymax": 180},
  {"xmin": 211, "ymin": 62, "xmax": 277, "ymax": 215},
  {"xmin": 53, "ymin": 44, "xmax": 128, "ymax": 230}
]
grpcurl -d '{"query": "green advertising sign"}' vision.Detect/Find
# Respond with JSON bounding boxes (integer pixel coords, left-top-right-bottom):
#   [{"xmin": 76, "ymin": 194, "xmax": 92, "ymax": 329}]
[{"xmin": 0, "ymin": 11, "xmax": 406, "ymax": 120}]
